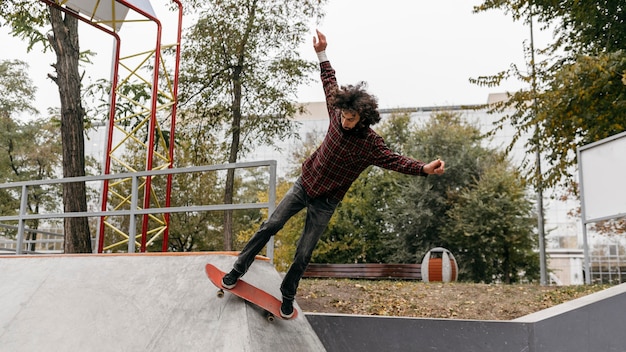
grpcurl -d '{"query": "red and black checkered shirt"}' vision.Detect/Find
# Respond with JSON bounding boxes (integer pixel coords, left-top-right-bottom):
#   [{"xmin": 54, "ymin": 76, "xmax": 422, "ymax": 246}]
[{"xmin": 300, "ymin": 60, "xmax": 427, "ymax": 201}]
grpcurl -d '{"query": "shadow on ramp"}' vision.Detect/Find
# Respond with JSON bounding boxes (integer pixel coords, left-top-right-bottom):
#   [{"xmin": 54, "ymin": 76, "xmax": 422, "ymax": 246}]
[{"xmin": 0, "ymin": 253, "xmax": 325, "ymax": 352}]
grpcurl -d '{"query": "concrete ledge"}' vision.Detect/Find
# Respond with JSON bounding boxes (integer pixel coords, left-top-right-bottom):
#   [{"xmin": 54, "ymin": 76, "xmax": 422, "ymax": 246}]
[
  {"xmin": 306, "ymin": 282, "xmax": 626, "ymax": 352},
  {"xmin": 513, "ymin": 282, "xmax": 626, "ymax": 322},
  {"xmin": 514, "ymin": 283, "xmax": 626, "ymax": 352},
  {"xmin": 306, "ymin": 313, "xmax": 531, "ymax": 352}
]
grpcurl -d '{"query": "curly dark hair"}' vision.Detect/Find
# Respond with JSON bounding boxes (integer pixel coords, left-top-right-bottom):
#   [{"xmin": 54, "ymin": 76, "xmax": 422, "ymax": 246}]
[{"xmin": 330, "ymin": 82, "xmax": 381, "ymax": 127}]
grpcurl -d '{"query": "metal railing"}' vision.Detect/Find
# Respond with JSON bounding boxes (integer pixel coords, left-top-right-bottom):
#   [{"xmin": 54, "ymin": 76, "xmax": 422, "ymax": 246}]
[{"xmin": 0, "ymin": 160, "xmax": 277, "ymax": 257}]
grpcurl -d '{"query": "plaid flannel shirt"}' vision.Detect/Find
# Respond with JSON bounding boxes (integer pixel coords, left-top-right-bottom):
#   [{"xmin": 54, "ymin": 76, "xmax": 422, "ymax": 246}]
[{"xmin": 300, "ymin": 60, "xmax": 427, "ymax": 201}]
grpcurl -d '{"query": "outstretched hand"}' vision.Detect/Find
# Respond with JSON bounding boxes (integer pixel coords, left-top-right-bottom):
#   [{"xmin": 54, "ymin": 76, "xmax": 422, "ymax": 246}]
[
  {"xmin": 423, "ymin": 159, "xmax": 445, "ymax": 175},
  {"xmin": 313, "ymin": 29, "xmax": 327, "ymax": 53}
]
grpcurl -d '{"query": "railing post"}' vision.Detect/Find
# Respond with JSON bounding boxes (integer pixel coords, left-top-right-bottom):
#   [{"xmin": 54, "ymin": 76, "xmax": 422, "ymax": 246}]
[
  {"xmin": 15, "ymin": 185, "xmax": 28, "ymax": 255},
  {"xmin": 128, "ymin": 174, "xmax": 139, "ymax": 253},
  {"xmin": 266, "ymin": 161, "xmax": 277, "ymax": 262}
]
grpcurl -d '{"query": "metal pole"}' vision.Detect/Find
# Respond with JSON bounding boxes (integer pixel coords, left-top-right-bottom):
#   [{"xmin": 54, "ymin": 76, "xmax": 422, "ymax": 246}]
[
  {"xmin": 161, "ymin": 0, "xmax": 184, "ymax": 252},
  {"xmin": 15, "ymin": 185, "xmax": 29, "ymax": 255},
  {"xmin": 128, "ymin": 175, "xmax": 138, "ymax": 253},
  {"xmin": 529, "ymin": 5, "xmax": 548, "ymax": 285},
  {"xmin": 581, "ymin": 223, "xmax": 591, "ymax": 284},
  {"xmin": 577, "ymin": 142, "xmax": 592, "ymax": 284},
  {"xmin": 266, "ymin": 161, "xmax": 277, "ymax": 262}
]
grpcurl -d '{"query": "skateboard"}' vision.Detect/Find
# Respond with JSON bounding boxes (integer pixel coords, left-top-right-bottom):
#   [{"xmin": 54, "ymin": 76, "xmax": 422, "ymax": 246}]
[{"xmin": 205, "ymin": 263, "xmax": 298, "ymax": 322}]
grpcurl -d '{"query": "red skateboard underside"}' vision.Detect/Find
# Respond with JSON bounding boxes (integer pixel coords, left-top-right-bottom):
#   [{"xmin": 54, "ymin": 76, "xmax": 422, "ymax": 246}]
[{"xmin": 205, "ymin": 263, "xmax": 298, "ymax": 320}]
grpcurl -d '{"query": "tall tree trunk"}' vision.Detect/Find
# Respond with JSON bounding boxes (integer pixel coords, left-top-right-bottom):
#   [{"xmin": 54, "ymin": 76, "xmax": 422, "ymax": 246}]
[
  {"xmin": 223, "ymin": 5, "xmax": 256, "ymax": 251},
  {"xmin": 223, "ymin": 170, "xmax": 235, "ymax": 251},
  {"xmin": 222, "ymin": 98, "xmax": 241, "ymax": 250},
  {"xmin": 48, "ymin": 8, "xmax": 92, "ymax": 253},
  {"xmin": 223, "ymin": 65, "xmax": 243, "ymax": 251}
]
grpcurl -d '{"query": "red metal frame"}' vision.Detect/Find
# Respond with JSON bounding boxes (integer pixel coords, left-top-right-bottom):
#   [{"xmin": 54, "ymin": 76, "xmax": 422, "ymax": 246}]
[{"xmin": 39, "ymin": 0, "xmax": 182, "ymax": 253}]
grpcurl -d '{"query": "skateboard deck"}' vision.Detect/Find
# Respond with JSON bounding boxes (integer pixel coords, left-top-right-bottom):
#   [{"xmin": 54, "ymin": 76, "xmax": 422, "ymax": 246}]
[{"xmin": 205, "ymin": 263, "xmax": 298, "ymax": 321}]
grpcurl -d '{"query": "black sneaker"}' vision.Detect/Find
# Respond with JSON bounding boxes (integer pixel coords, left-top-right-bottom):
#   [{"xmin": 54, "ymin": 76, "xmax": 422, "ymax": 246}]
[
  {"xmin": 221, "ymin": 269, "xmax": 242, "ymax": 289},
  {"xmin": 280, "ymin": 298, "xmax": 294, "ymax": 319}
]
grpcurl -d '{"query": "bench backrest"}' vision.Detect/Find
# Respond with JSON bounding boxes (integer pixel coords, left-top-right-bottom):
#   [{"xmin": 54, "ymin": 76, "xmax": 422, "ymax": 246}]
[{"xmin": 303, "ymin": 263, "xmax": 422, "ymax": 280}]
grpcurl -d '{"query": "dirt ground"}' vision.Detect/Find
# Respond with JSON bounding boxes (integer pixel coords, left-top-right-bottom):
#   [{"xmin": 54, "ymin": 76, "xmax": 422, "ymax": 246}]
[{"xmin": 296, "ymin": 279, "xmax": 610, "ymax": 320}]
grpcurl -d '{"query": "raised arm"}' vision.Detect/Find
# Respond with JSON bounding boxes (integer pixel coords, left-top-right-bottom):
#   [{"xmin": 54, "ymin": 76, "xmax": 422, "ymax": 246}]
[{"xmin": 314, "ymin": 30, "xmax": 338, "ymax": 116}]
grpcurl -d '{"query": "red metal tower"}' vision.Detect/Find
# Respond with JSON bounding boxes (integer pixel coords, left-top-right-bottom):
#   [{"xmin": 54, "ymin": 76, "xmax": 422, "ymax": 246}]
[{"xmin": 40, "ymin": 0, "xmax": 182, "ymax": 253}]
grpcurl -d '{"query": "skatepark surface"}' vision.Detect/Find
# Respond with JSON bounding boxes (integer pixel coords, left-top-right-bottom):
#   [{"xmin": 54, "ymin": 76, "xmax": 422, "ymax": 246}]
[
  {"xmin": 4, "ymin": 252, "xmax": 626, "ymax": 352},
  {"xmin": 0, "ymin": 253, "xmax": 325, "ymax": 352}
]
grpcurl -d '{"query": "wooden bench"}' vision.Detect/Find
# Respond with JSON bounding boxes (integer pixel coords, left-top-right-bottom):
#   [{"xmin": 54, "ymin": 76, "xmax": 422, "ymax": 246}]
[{"xmin": 303, "ymin": 263, "xmax": 422, "ymax": 280}]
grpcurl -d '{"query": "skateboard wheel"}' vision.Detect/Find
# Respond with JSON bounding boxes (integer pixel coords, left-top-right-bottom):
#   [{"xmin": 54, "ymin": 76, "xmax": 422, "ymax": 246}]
[
  {"xmin": 217, "ymin": 289, "xmax": 224, "ymax": 298},
  {"xmin": 265, "ymin": 312, "xmax": 275, "ymax": 322}
]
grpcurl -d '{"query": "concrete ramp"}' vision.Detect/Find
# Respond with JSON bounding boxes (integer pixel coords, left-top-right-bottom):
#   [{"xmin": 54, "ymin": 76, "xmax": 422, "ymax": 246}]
[{"xmin": 0, "ymin": 253, "xmax": 325, "ymax": 352}]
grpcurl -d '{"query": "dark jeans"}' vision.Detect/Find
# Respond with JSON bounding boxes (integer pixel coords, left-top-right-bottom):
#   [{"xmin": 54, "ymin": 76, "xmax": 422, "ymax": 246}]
[{"xmin": 233, "ymin": 177, "xmax": 339, "ymax": 300}]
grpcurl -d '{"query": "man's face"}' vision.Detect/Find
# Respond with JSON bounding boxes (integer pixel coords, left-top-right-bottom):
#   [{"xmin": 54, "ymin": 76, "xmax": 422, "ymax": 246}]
[{"xmin": 340, "ymin": 110, "xmax": 361, "ymax": 131}]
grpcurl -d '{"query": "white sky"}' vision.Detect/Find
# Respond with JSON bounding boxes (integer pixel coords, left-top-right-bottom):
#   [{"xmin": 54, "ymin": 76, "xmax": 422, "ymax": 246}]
[
  {"xmin": 1, "ymin": 0, "xmax": 553, "ymax": 117},
  {"xmin": 305, "ymin": 0, "xmax": 551, "ymax": 107}
]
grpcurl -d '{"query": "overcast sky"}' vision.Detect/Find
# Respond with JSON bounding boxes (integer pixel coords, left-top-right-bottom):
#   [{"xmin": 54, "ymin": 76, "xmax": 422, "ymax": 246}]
[
  {"xmin": 1, "ymin": 1, "xmax": 553, "ymax": 116},
  {"xmin": 307, "ymin": 0, "xmax": 553, "ymax": 108}
]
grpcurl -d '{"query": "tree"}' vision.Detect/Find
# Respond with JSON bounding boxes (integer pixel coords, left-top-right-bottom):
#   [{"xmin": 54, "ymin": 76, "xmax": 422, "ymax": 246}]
[
  {"xmin": 160, "ymin": 115, "xmax": 225, "ymax": 252},
  {"xmin": 0, "ymin": 118, "xmax": 64, "ymax": 252},
  {"xmin": 380, "ymin": 112, "xmax": 495, "ymax": 263},
  {"xmin": 1, "ymin": 3, "xmax": 92, "ymax": 253},
  {"xmin": 472, "ymin": 1, "xmax": 626, "ymax": 191},
  {"xmin": 474, "ymin": 1, "xmax": 626, "ymax": 53},
  {"xmin": 443, "ymin": 166, "xmax": 539, "ymax": 283},
  {"xmin": 378, "ymin": 111, "xmax": 540, "ymax": 282},
  {"xmin": 0, "ymin": 60, "xmax": 37, "ymax": 118},
  {"xmin": 48, "ymin": 7, "xmax": 91, "ymax": 253},
  {"xmin": 179, "ymin": 0, "xmax": 325, "ymax": 250},
  {"xmin": 0, "ymin": 60, "xmax": 63, "ymax": 251}
]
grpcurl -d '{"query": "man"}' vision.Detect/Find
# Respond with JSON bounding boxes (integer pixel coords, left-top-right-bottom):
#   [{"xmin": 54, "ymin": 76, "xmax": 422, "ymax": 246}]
[{"xmin": 222, "ymin": 30, "xmax": 445, "ymax": 319}]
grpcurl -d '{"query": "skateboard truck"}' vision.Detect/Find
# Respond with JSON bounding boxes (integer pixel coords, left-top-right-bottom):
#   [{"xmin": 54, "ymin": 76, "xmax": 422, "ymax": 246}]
[{"xmin": 216, "ymin": 287, "xmax": 277, "ymax": 321}]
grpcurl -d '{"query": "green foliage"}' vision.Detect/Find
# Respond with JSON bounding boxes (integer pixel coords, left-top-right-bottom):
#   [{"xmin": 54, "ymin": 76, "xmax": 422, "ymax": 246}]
[
  {"xmin": 443, "ymin": 167, "xmax": 539, "ymax": 283},
  {"xmin": 0, "ymin": 116, "xmax": 64, "ymax": 250},
  {"xmin": 379, "ymin": 112, "xmax": 498, "ymax": 263},
  {"xmin": 0, "ymin": 118, "xmax": 62, "ymax": 215},
  {"xmin": 475, "ymin": 0, "xmax": 626, "ymax": 54},
  {"xmin": 473, "ymin": 0, "xmax": 626, "ymax": 190},
  {"xmin": 178, "ymin": 0, "xmax": 325, "ymax": 161},
  {"xmin": 0, "ymin": 60, "xmax": 62, "ymax": 222},
  {"xmin": 0, "ymin": 2, "xmax": 49, "ymax": 52},
  {"xmin": 540, "ymin": 51, "xmax": 626, "ymax": 184},
  {"xmin": 0, "ymin": 60, "xmax": 38, "ymax": 117},
  {"xmin": 377, "ymin": 112, "xmax": 539, "ymax": 282},
  {"xmin": 160, "ymin": 169, "xmax": 266, "ymax": 252},
  {"xmin": 179, "ymin": 0, "xmax": 327, "ymax": 249}
]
